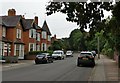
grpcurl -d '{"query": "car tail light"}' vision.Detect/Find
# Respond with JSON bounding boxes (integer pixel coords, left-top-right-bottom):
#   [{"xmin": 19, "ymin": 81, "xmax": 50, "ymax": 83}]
[
  {"xmin": 89, "ymin": 56, "xmax": 94, "ymax": 58},
  {"xmin": 78, "ymin": 56, "xmax": 83, "ymax": 59}
]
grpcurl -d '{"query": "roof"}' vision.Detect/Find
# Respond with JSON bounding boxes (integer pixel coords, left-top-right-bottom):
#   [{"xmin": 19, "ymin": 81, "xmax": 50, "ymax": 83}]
[
  {"xmin": 42, "ymin": 20, "xmax": 51, "ymax": 35},
  {"xmin": 33, "ymin": 23, "xmax": 42, "ymax": 30},
  {"xmin": 1, "ymin": 15, "xmax": 22, "ymax": 27},
  {"xmin": 22, "ymin": 19, "xmax": 34, "ymax": 30}
]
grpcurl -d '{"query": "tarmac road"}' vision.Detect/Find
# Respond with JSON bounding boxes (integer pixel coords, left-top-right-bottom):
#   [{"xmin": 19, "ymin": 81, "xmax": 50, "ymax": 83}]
[{"xmin": 2, "ymin": 53, "xmax": 94, "ymax": 81}]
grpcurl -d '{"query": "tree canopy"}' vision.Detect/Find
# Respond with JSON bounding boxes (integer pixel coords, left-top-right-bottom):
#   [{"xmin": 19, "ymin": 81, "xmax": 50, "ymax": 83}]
[{"xmin": 46, "ymin": 1, "xmax": 113, "ymax": 33}]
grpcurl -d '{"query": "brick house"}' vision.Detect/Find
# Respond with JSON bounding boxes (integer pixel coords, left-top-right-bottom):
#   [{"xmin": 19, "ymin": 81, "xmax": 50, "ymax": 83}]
[
  {"xmin": 0, "ymin": 9, "xmax": 52, "ymax": 60},
  {"xmin": 34, "ymin": 16, "xmax": 42, "ymax": 51},
  {"xmin": 0, "ymin": 22, "xmax": 2, "ymax": 57},
  {"xmin": 1, "ymin": 9, "xmax": 25, "ymax": 59},
  {"xmin": 41, "ymin": 21, "xmax": 51, "ymax": 51},
  {"xmin": 22, "ymin": 19, "xmax": 37, "ymax": 55},
  {"xmin": 22, "ymin": 16, "xmax": 42, "ymax": 54}
]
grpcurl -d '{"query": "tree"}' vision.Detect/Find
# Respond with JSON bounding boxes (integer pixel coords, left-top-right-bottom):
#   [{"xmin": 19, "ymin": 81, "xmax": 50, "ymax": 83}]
[
  {"xmin": 46, "ymin": 1, "xmax": 113, "ymax": 34},
  {"xmin": 50, "ymin": 40, "xmax": 63, "ymax": 51}
]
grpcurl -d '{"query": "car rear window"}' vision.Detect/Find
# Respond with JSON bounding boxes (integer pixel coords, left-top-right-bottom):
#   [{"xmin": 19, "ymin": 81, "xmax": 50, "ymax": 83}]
[
  {"xmin": 37, "ymin": 54, "xmax": 45, "ymax": 57},
  {"xmin": 80, "ymin": 53, "xmax": 92, "ymax": 56},
  {"xmin": 53, "ymin": 52, "xmax": 62, "ymax": 54}
]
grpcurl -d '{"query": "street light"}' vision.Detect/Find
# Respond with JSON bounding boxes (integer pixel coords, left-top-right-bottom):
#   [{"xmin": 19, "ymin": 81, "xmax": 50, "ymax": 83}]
[{"xmin": 97, "ymin": 36, "xmax": 100, "ymax": 59}]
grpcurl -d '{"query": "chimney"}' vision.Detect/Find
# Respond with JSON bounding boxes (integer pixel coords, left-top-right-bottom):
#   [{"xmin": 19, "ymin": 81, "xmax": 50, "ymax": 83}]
[
  {"xmin": 8, "ymin": 9, "xmax": 16, "ymax": 16},
  {"xmin": 54, "ymin": 34, "xmax": 56, "ymax": 39},
  {"xmin": 34, "ymin": 16, "xmax": 38, "ymax": 25}
]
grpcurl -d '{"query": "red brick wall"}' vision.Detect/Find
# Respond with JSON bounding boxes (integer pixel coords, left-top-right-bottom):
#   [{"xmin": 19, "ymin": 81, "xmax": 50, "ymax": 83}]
[
  {"xmin": 6, "ymin": 22, "xmax": 24, "ymax": 56},
  {"xmin": 23, "ymin": 30, "xmax": 29, "ymax": 54},
  {"xmin": 0, "ymin": 25, "xmax": 2, "ymax": 40}
]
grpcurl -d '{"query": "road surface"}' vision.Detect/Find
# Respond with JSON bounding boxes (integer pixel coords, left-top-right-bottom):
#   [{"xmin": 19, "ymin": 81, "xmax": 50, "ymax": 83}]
[{"xmin": 2, "ymin": 53, "xmax": 94, "ymax": 81}]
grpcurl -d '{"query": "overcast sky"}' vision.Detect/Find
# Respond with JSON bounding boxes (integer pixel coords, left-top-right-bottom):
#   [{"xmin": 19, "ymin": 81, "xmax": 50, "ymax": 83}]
[{"xmin": 1, "ymin": 0, "xmax": 112, "ymax": 38}]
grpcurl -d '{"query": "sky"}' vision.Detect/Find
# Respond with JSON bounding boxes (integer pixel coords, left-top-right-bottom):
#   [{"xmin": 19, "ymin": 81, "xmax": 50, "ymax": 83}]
[{"xmin": 1, "ymin": 0, "xmax": 112, "ymax": 38}]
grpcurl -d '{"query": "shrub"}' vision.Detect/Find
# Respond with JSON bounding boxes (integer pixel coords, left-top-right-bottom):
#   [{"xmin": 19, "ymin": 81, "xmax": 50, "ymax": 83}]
[{"xmin": 28, "ymin": 51, "xmax": 53, "ymax": 55}]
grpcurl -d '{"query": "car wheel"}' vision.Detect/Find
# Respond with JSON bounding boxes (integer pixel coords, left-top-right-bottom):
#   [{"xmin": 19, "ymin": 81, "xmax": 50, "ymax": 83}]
[
  {"xmin": 51, "ymin": 60, "xmax": 53, "ymax": 63},
  {"xmin": 59, "ymin": 57, "xmax": 62, "ymax": 60},
  {"xmin": 77, "ymin": 60, "xmax": 80, "ymax": 66},
  {"xmin": 35, "ymin": 62, "xmax": 39, "ymax": 64}
]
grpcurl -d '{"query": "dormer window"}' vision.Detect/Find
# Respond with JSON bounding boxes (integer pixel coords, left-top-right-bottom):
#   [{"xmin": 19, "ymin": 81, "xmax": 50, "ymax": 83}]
[
  {"xmin": 16, "ymin": 29, "xmax": 21, "ymax": 39},
  {"xmin": 2, "ymin": 27, "xmax": 6, "ymax": 37}
]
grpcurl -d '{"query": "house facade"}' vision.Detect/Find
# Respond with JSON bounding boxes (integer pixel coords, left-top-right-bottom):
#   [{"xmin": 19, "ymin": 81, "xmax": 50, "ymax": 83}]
[
  {"xmin": 1, "ymin": 9, "xmax": 52, "ymax": 60},
  {"xmin": 41, "ymin": 21, "xmax": 51, "ymax": 51},
  {"xmin": 1, "ymin": 9, "xmax": 25, "ymax": 59}
]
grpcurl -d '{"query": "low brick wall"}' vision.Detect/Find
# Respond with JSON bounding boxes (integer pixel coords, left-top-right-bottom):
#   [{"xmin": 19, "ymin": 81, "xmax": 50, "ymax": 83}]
[
  {"xmin": 4, "ymin": 56, "xmax": 18, "ymax": 63},
  {"xmin": 25, "ymin": 55, "xmax": 36, "ymax": 60}
]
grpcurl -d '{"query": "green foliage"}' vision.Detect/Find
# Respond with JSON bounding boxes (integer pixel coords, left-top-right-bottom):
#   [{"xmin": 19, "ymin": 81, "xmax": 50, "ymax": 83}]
[
  {"xmin": 46, "ymin": 2, "xmax": 113, "ymax": 33},
  {"xmin": 50, "ymin": 40, "xmax": 64, "ymax": 51},
  {"xmin": 46, "ymin": 1, "xmax": 120, "ymax": 59},
  {"xmin": 28, "ymin": 51, "xmax": 53, "ymax": 55},
  {"xmin": 69, "ymin": 29, "xmax": 87, "ymax": 51}
]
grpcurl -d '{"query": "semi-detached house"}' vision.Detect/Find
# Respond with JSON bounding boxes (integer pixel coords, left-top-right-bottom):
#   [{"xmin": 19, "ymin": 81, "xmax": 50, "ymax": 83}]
[
  {"xmin": 0, "ymin": 9, "xmax": 25, "ymax": 59},
  {"xmin": 0, "ymin": 9, "xmax": 52, "ymax": 60}
]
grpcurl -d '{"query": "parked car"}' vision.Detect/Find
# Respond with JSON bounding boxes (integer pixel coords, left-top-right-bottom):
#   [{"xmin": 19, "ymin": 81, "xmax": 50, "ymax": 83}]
[
  {"xmin": 35, "ymin": 53, "xmax": 53, "ymax": 64},
  {"xmin": 77, "ymin": 51, "xmax": 95, "ymax": 67},
  {"xmin": 66, "ymin": 50, "xmax": 73, "ymax": 57},
  {"xmin": 52, "ymin": 50, "xmax": 65, "ymax": 60},
  {"xmin": 91, "ymin": 51, "xmax": 96, "ymax": 57}
]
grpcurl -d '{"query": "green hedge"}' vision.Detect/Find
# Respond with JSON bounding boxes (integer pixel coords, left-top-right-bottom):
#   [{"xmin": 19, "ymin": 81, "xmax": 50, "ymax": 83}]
[{"xmin": 28, "ymin": 51, "xmax": 53, "ymax": 55}]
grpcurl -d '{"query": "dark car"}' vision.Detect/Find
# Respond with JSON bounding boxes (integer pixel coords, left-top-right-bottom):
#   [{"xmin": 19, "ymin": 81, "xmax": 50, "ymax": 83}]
[
  {"xmin": 77, "ymin": 51, "xmax": 95, "ymax": 67},
  {"xmin": 35, "ymin": 53, "xmax": 53, "ymax": 64}
]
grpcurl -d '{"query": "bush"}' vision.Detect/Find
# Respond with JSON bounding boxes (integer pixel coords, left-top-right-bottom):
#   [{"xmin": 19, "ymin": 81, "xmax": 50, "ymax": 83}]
[
  {"xmin": 28, "ymin": 51, "xmax": 53, "ymax": 55},
  {"xmin": 102, "ymin": 48, "xmax": 114, "ymax": 59},
  {"xmin": 25, "ymin": 51, "xmax": 53, "ymax": 60},
  {"xmin": 106, "ymin": 48, "xmax": 114, "ymax": 59}
]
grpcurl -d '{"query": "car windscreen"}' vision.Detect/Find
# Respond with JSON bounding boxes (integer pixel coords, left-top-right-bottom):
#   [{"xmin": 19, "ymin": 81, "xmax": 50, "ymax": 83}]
[{"xmin": 80, "ymin": 53, "xmax": 92, "ymax": 56}]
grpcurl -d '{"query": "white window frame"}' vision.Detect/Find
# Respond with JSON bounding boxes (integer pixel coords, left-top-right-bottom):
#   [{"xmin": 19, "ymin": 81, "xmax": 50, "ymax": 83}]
[
  {"xmin": 48, "ymin": 35, "xmax": 51, "ymax": 41},
  {"xmin": 37, "ymin": 45, "xmax": 40, "ymax": 51},
  {"xmin": 14, "ymin": 44, "xmax": 24, "ymax": 57},
  {"xmin": 29, "ymin": 43, "xmax": 36, "ymax": 51},
  {"xmin": 2, "ymin": 27, "xmax": 6, "ymax": 37},
  {"xmin": 16, "ymin": 29, "xmax": 21, "ymax": 39},
  {"xmin": 42, "ymin": 31, "xmax": 47, "ymax": 39},
  {"xmin": 41, "ymin": 43, "xmax": 47, "ymax": 51},
  {"xmin": 0, "ymin": 42, "xmax": 2, "ymax": 56},
  {"xmin": 29, "ymin": 29, "xmax": 36, "ymax": 38},
  {"xmin": 37, "ymin": 33, "xmax": 40, "ymax": 41}
]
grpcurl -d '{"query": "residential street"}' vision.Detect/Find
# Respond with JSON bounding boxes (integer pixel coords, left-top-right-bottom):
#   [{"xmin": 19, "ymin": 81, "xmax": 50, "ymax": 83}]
[
  {"xmin": 2, "ymin": 52, "xmax": 119, "ymax": 82},
  {"xmin": 2, "ymin": 53, "xmax": 93, "ymax": 81}
]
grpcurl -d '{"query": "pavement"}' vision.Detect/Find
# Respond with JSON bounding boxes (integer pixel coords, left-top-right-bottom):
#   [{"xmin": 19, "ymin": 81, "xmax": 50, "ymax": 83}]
[
  {"xmin": 1, "ymin": 54, "xmax": 119, "ymax": 81},
  {"xmin": 0, "ymin": 60, "xmax": 35, "ymax": 71},
  {"xmin": 88, "ymin": 54, "xmax": 119, "ymax": 81}
]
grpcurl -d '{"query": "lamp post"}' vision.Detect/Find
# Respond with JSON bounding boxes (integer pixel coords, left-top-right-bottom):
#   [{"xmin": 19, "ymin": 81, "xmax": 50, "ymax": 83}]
[{"xmin": 97, "ymin": 36, "xmax": 100, "ymax": 59}]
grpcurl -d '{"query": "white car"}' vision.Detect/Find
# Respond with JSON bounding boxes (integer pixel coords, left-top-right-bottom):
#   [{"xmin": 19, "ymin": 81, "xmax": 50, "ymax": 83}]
[
  {"xmin": 52, "ymin": 50, "xmax": 65, "ymax": 60},
  {"xmin": 66, "ymin": 51, "xmax": 73, "ymax": 57}
]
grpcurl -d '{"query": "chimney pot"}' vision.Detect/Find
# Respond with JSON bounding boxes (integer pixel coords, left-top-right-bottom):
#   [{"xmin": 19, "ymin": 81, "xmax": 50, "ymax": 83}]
[
  {"xmin": 34, "ymin": 16, "xmax": 38, "ymax": 25},
  {"xmin": 8, "ymin": 9, "xmax": 16, "ymax": 16}
]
